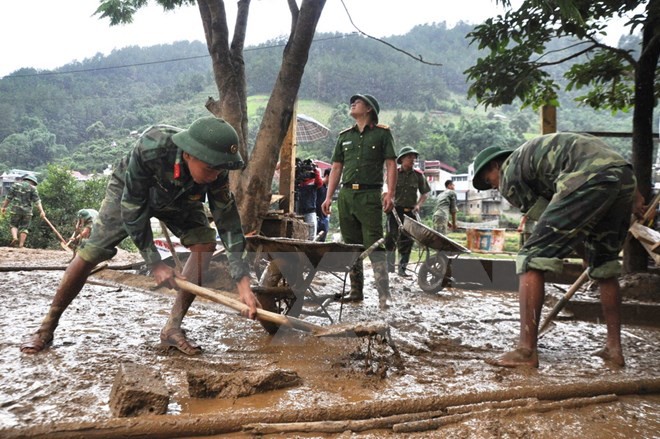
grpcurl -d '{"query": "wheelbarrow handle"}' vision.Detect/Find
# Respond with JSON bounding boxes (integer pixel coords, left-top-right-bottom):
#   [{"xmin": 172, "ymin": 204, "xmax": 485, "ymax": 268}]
[{"xmin": 392, "ymin": 207, "xmax": 404, "ymax": 229}]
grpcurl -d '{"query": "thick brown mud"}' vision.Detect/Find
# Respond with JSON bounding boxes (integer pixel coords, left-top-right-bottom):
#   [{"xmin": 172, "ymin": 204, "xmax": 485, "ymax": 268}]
[{"xmin": 0, "ymin": 247, "xmax": 659, "ymax": 438}]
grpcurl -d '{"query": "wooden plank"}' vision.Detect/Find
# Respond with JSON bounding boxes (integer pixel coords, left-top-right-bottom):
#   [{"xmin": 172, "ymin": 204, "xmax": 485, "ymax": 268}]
[{"xmin": 629, "ymin": 223, "xmax": 660, "ymax": 254}]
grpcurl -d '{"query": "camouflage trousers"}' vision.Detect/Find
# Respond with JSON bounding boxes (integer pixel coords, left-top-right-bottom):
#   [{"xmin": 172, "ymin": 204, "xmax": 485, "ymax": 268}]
[
  {"xmin": 9, "ymin": 212, "xmax": 32, "ymax": 234},
  {"xmin": 518, "ymin": 165, "xmax": 635, "ymax": 280}
]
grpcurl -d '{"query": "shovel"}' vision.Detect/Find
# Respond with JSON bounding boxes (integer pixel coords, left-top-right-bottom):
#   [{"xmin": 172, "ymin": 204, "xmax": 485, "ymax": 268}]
[
  {"xmin": 158, "ymin": 224, "xmax": 390, "ymax": 339},
  {"xmin": 42, "ymin": 216, "xmax": 73, "ymax": 252},
  {"xmin": 538, "ymin": 269, "xmax": 590, "ymax": 337},
  {"xmin": 174, "ymin": 278, "xmax": 390, "ymax": 339}
]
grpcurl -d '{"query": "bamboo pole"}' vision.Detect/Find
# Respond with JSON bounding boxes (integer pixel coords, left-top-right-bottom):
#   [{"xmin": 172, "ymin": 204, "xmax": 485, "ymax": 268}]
[{"xmin": 2, "ymin": 378, "xmax": 658, "ymax": 439}]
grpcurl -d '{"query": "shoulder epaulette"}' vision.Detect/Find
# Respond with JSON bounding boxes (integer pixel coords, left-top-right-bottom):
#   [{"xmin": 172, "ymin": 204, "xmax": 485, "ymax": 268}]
[
  {"xmin": 339, "ymin": 126, "xmax": 353, "ymax": 135},
  {"xmin": 414, "ymin": 168, "xmax": 425, "ymax": 175},
  {"xmin": 376, "ymin": 123, "xmax": 390, "ymax": 130}
]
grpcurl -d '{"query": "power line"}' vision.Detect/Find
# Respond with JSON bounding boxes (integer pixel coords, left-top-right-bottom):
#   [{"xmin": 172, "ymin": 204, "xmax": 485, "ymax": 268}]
[{"xmin": 3, "ymin": 34, "xmax": 357, "ymax": 79}]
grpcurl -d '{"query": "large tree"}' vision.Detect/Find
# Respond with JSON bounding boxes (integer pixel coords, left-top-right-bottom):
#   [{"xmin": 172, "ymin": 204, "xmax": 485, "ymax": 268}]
[
  {"xmin": 97, "ymin": 0, "xmax": 326, "ymax": 233},
  {"xmin": 465, "ymin": 0, "xmax": 660, "ymax": 272}
]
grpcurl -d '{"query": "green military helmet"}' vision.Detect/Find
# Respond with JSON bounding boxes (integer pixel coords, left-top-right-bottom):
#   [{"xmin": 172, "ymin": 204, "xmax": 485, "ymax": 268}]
[
  {"xmin": 77, "ymin": 209, "xmax": 98, "ymax": 221},
  {"xmin": 350, "ymin": 94, "xmax": 380, "ymax": 123},
  {"xmin": 471, "ymin": 145, "xmax": 514, "ymax": 191},
  {"xmin": 396, "ymin": 145, "xmax": 419, "ymax": 164},
  {"xmin": 22, "ymin": 174, "xmax": 38, "ymax": 185},
  {"xmin": 172, "ymin": 116, "xmax": 244, "ymax": 169}
]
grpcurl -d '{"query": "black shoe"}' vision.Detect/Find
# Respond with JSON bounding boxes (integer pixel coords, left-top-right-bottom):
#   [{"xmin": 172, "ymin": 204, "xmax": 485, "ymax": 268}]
[{"xmin": 398, "ymin": 268, "xmax": 410, "ymax": 277}]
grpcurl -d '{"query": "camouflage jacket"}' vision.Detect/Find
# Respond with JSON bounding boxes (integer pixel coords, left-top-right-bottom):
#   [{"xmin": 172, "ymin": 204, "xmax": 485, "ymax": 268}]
[
  {"xmin": 6, "ymin": 181, "xmax": 40, "ymax": 215},
  {"xmin": 499, "ymin": 133, "xmax": 629, "ymax": 221},
  {"xmin": 116, "ymin": 125, "xmax": 249, "ymax": 280}
]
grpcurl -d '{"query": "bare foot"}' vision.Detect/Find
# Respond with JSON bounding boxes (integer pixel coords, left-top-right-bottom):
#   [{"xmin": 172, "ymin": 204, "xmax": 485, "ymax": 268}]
[
  {"xmin": 20, "ymin": 332, "xmax": 53, "ymax": 354},
  {"xmin": 486, "ymin": 347, "xmax": 539, "ymax": 368},
  {"xmin": 592, "ymin": 346, "xmax": 625, "ymax": 367}
]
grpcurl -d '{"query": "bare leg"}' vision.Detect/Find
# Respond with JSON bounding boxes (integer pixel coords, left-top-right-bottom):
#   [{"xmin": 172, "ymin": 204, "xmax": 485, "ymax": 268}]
[
  {"xmin": 9, "ymin": 227, "xmax": 19, "ymax": 246},
  {"xmin": 160, "ymin": 243, "xmax": 214, "ymax": 355},
  {"xmin": 21, "ymin": 255, "xmax": 96, "ymax": 353},
  {"xmin": 487, "ymin": 269, "xmax": 544, "ymax": 368},
  {"xmin": 593, "ymin": 277, "xmax": 625, "ymax": 367},
  {"xmin": 18, "ymin": 232, "xmax": 27, "ymax": 248}
]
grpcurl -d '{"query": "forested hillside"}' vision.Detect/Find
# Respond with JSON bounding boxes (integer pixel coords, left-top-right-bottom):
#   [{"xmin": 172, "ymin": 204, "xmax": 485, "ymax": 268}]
[{"xmin": 0, "ymin": 22, "xmax": 637, "ymax": 175}]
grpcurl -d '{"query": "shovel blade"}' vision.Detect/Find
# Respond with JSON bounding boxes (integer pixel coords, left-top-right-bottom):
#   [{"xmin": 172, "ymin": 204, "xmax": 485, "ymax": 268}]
[{"xmin": 313, "ymin": 320, "xmax": 390, "ymax": 338}]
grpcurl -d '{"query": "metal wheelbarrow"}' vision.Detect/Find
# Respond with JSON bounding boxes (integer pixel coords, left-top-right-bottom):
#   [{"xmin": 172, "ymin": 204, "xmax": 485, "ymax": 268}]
[{"xmin": 393, "ymin": 212, "xmax": 470, "ymax": 293}]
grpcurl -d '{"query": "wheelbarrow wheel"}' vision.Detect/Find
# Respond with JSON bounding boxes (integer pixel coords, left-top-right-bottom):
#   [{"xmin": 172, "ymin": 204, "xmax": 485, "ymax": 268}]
[{"xmin": 418, "ymin": 253, "xmax": 449, "ymax": 293}]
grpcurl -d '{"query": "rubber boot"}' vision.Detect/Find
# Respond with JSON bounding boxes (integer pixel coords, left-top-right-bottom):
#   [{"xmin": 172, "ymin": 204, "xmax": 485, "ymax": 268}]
[
  {"xmin": 398, "ymin": 253, "xmax": 410, "ymax": 277},
  {"xmin": 386, "ymin": 250, "xmax": 396, "ymax": 273},
  {"xmin": 342, "ymin": 260, "xmax": 364, "ymax": 302},
  {"xmin": 372, "ymin": 260, "xmax": 391, "ymax": 310}
]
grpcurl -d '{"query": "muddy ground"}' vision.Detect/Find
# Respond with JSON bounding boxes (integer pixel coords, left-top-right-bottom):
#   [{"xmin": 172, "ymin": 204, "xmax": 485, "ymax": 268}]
[{"xmin": 0, "ymin": 246, "xmax": 659, "ymax": 438}]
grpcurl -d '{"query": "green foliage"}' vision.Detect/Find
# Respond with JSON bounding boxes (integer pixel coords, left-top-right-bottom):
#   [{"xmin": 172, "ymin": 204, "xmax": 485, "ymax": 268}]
[
  {"xmin": 465, "ymin": 0, "xmax": 651, "ymax": 113},
  {"xmin": 0, "ymin": 19, "xmax": 643, "ymax": 175},
  {"xmin": 17, "ymin": 164, "xmax": 108, "ymax": 249}
]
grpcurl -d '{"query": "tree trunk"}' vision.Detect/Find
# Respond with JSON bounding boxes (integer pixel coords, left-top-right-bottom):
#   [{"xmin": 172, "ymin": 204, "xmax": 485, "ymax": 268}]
[
  {"xmin": 624, "ymin": 3, "xmax": 660, "ymax": 273},
  {"xmin": 197, "ymin": 0, "xmax": 250, "ymax": 151},
  {"xmin": 195, "ymin": 0, "xmax": 327, "ymax": 234},
  {"xmin": 234, "ymin": 0, "xmax": 327, "ymax": 233}
]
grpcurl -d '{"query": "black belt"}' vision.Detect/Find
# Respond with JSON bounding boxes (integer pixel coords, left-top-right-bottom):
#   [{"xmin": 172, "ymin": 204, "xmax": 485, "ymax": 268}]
[{"xmin": 342, "ymin": 183, "xmax": 382, "ymax": 190}]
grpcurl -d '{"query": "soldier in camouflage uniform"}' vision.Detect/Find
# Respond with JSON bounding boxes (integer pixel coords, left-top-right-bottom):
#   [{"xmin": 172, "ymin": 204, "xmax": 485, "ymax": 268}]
[
  {"xmin": 472, "ymin": 132, "xmax": 644, "ymax": 368},
  {"xmin": 321, "ymin": 94, "xmax": 397, "ymax": 310},
  {"xmin": 67, "ymin": 208, "xmax": 99, "ymax": 251},
  {"xmin": 432, "ymin": 179, "xmax": 458, "ymax": 235},
  {"xmin": 385, "ymin": 146, "xmax": 431, "ymax": 277},
  {"xmin": 1, "ymin": 174, "xmax": 46, "ymax": 248},
  {"xmin": 20, "ymin": 116, "xmax": 260, "ymax": 355}
]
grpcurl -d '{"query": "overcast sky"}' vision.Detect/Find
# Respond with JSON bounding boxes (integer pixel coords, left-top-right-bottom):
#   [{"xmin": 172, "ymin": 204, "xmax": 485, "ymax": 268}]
[
  {"xmin": 0, "ymin": 0, "xmax": 511, "ymax": 78},
  {"xmin": 1, "ymin": 0, "xmax": 632, "ymax": 78}
]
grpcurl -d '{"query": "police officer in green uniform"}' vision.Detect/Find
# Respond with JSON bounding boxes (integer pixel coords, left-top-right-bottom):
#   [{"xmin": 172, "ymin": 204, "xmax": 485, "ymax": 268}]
[
  {"xmin": 20, "ymin": 116, "xmax": 260, "ymax": 355},
  {"xmin": 1, "ymin": 174, "xmax": 46, "ymax": 248},
  {"xmin": 321, "ymin": 94, "xmax": 397, "ymax": 310},
  {"xmin": 472, "ymin": 132, "xmax": 644, "ymax": 368},
  {"xmin": 385, "ymin": 146, "xmax": 430, "ymax": 277}
]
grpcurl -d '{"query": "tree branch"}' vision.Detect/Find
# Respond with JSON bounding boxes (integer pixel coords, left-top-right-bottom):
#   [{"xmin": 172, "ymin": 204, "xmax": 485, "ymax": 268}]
[{"xmin": 338, "ymin": 0, "xmax": 442, "ymax": 66}]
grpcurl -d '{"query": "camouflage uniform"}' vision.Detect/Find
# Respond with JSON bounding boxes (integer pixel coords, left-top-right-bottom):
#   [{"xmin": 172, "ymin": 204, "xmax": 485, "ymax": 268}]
[
  {"xmin": 386, "ymin": 166, "xmax": 431, "ymax": 272},
  {"xmin": 432, "ymin": 189, "xmax": 457, "ymax": 235},
  {"xmin": 78, "ymin": 125, "xmax": 250, "ymax": 281},
  {"xmin": 499, "ymin": 133, "xmax": 635, "ymax": 279},
  {"xmin": 332, "ymin": 122, "xmax": 396, "ymax": 296},
  {"xmin": 5, "ymin": 180, "xmax": 41, "ymax": 234},
  {"xmin": 69, "ymin": 209, "xmax": 98, "ymax": 250}
]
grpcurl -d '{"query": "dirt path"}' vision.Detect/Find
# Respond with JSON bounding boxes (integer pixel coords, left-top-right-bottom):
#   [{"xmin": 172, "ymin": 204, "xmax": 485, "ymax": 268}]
[{"xmin": 0, "ymin": 247, "xmax": 659, "ymax": 437}]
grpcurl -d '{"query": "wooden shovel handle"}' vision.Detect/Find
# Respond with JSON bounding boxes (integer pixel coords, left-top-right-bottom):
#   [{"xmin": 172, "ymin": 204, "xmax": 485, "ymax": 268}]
[
  {"xmin": 538, "ymin": 269, "xmax": 589, "ymax": 336},
  {"xmin": 174, "ymin": 278, "xmax": 322, "ymax": 334},
  {"xmin": 42, "ymin": 216, "xmax": 69, "ymax": 247}
]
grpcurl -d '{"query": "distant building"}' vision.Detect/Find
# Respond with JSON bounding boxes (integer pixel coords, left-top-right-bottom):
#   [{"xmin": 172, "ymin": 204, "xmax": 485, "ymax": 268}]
[
  {"xmin": 421, "ymin": 161, "xmax": 517, "ymax": 223},
  {"xmin": 0, "ymin": 169, "xmax": 38, "ymax": 197}
]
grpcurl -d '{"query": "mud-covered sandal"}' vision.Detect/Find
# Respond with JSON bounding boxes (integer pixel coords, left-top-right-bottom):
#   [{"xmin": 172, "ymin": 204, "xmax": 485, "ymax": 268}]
[
  {"xmin": 160, "ymin": 328, "xmax": 202, "ymax": 356},
  {"xmin": 20, "ymin": 332, "xmax": 53, "ymax": 354}
]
